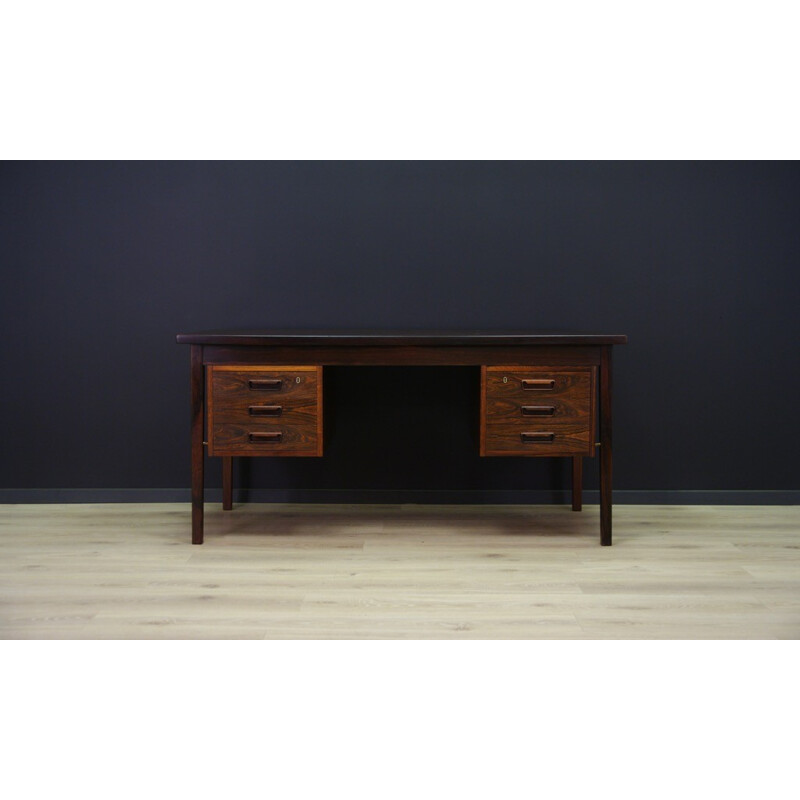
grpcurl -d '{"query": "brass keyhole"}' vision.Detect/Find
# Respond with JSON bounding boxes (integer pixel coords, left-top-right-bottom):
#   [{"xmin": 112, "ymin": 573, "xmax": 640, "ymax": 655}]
[
  {"xmin": 503, "ymin": 377, "xmax": 508, "ymax": 383},
  {"xmin": 296, "ymin": 376, "xmax": 301, "ymax": 383}
]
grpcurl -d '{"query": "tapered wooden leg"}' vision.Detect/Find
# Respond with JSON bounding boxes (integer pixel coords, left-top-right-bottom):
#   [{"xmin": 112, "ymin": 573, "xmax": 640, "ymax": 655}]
[
  {"xmin": 222, "ymin": 457, "xmax": 233, "ymax": 510},
  {"xmin": 191, "ymin": 345, "xmax": 205, "ymax": 544},
  {"xmin": 599, "ymin": 346, "xmax": 613, "ymax": 545},
  {"xmin": 572, "ymin": 457, "xmax": 582, "ymax": 511}
]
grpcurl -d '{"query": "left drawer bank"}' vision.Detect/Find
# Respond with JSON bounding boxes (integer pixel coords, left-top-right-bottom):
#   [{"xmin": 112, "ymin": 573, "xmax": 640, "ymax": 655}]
[{"xmin": 206, "ymin": 365, "xmax": 323, "ymax": 457}]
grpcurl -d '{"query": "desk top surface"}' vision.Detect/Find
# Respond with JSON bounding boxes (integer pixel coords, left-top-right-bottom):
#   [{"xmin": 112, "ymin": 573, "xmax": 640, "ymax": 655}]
[{"xmin": 176, "ymin": 330, "xmax": 628, "ymax": 346}]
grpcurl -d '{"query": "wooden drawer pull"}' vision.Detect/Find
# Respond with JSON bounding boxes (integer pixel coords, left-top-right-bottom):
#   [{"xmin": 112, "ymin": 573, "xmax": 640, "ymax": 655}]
[
  {"xmin": 248, "ymin": 432, "xmax": 283, "ymax": 443},
  {"xmin": 249, "ymin": 379, "xmax": 282, "ymax": 391},
  {"xmin": 521, "ymin": 405, "xmax": 555, "ymax": 416},
  {"xmin": 520, "ymin": 432, "xmax": 555, "ymax": 443},
  {"xmin": 521, "ymin": 379, "xmax": 555, "ymax": 390},
  {"xmin": 248, "ymin": 405, "xmax": 282, "ymax": 416}
]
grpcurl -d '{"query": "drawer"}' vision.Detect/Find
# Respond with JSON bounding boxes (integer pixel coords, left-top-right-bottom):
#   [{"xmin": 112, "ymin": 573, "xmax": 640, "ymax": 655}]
[
  {"xmin": 208, "ymin": 366, "xmax": 322, "ymax": 456},
  {"xmin": 210, "ymin": 422, "xmax": 320, "ymax": 455},
  {"xmin": 484, "ymin": 366, "xmax": 594, "ymax": 404},
  {"xmin": 483, "ymin": 423, "xmax": 594, "ymax": 456},
  {"xmin": 481, "ymin": 366, "xmax": 596, "ymax": 456}
]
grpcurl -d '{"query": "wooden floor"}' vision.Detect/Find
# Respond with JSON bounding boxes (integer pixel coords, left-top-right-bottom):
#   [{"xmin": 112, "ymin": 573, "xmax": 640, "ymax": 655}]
[{"xmin": 0, "ymin": 503, "xmax": 798, "ymax": 639}]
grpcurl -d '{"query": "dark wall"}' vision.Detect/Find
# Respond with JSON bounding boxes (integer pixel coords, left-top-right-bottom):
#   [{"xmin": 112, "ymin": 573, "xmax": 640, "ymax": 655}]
[{"xmin": 1, "ymin": 161, "xmax": 798, "ymax": 499}]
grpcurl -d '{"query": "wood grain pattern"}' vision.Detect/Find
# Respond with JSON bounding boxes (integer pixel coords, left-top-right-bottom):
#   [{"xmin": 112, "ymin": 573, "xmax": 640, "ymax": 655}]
[
  {"xmin": 211, "ymin": 423, "xmax": 319, "ymax": 455},
  {"xmin": 214, "ymin": 400, "xmax": 318, "ymax": 428},
  {"xmin": 485, "ymin": 367, "xmax": 593, "ymax": 400},
  {"xmin": 484, "ymin": 425, "xmax": 593, "ymax": 455},
  {"xmin": 2, "ymin": 503, "xmax": 796, "ymax": 640},
  {"xmin": 207, "ymin": 366, "xmax": 322, "ymax": 457},
  {"xmin": 485, "ymin": 396, "xmax": 591, "ymax": 423},
  {"xmin": 481, "ymin": 367, "xmax": 596, "ymax": 457}
]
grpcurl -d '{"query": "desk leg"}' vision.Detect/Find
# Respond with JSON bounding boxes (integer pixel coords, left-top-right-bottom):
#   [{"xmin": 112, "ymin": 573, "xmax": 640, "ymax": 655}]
[
  {"xmin": 222, "ymin": 457, "xmax": 233, "ymax": 510},
  {"xmin": 599, "ymin": 346, "xmax": 613, "ymax": 546},
  {"xmin": 572, "ymin": 457, "xmax": 582, "ymax": 511},
  {"xmin": 191, "ymin": 345, "xmax": 205, "ymax": 545}
]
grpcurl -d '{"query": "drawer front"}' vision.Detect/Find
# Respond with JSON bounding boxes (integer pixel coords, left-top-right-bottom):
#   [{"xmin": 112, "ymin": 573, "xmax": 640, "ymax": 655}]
[
  {"xmin": 481, "ymin": 366, "xmax": 596, "ymax": 456},
  {"xmin": 208, "ymin": 366, "xmax": 322, "ymax": 456},
  {"xmin": 483, "ymin": 424, "xmax": 593, "ymax": 456},
  {"xmin": 210, "ymin": 422, "xmax": 320, "ymax": 455}
]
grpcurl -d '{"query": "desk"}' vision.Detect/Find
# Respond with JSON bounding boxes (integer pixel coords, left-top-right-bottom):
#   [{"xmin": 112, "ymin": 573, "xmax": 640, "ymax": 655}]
[{"xmin": 176, "ymin": 331, "xmax": 627, "ymax": 545}]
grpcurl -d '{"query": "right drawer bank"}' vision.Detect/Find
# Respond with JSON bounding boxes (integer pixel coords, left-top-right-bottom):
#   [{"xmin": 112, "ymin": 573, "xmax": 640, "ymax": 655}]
[{"xmin": 480, "ymin": 366, "xmax": 597, "ymax": 457}]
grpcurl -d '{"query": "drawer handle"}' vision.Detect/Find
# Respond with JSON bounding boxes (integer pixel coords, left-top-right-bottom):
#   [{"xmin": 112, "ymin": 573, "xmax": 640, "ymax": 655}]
[
  {"xmin": 248, "ymin": 405, "xmax": 282, "ymax": 416},
  {"xmin": 249, "ymin": 379, "xmax": 282, "ymax": 391},
  {"xmin": 521, "ymin": 405, "xmax": 555, "ymax": 416},
  {"xmin": 521, "ymin": 379, "xmax": 555, "ymax": 390},
  {"xmin": 520, "ymin": 432, "xmax": 555, "ymax": 443},
  {"xmin": 248, "ymin": 432, "xmax": 283, "ymax": 443}
]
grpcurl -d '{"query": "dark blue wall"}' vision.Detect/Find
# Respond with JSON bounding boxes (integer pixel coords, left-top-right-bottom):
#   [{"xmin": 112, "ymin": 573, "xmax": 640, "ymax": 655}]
[{"xmin": 1, "ymin": 161, "xmax": 798, "ymax": 499}]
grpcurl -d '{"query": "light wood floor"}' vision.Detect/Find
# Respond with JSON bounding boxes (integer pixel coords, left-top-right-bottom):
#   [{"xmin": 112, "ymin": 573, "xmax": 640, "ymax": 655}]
[{"xmin": 1, "ymin": 503, "xmax": 798, "ymax": 639}]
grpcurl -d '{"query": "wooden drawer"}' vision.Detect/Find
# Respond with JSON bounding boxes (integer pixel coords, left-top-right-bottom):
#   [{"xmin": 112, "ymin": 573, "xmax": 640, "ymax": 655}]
[
  {"xmin": 210, "ymin": 421, "xmax": 320, "ymax": 455},
  {"xmin": 207, "ymin": 366, "xmax": 322, "ymax": 456},
  {"xmin": 480, "ymin": 366, "xmax": 596, "ymax": 456}
]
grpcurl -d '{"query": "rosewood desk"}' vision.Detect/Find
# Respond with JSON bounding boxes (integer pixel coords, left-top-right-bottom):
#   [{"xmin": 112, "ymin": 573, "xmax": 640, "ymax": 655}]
[{"xmin": 176, "ymin": 331, "xmax": 627, "ymax": 545}]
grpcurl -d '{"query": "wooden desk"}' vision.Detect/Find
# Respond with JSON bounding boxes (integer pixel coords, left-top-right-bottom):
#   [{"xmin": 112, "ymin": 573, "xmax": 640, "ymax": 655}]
[{"xmin": 176, "ymin": 331, "xmax": 627, "ymax": 545}]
